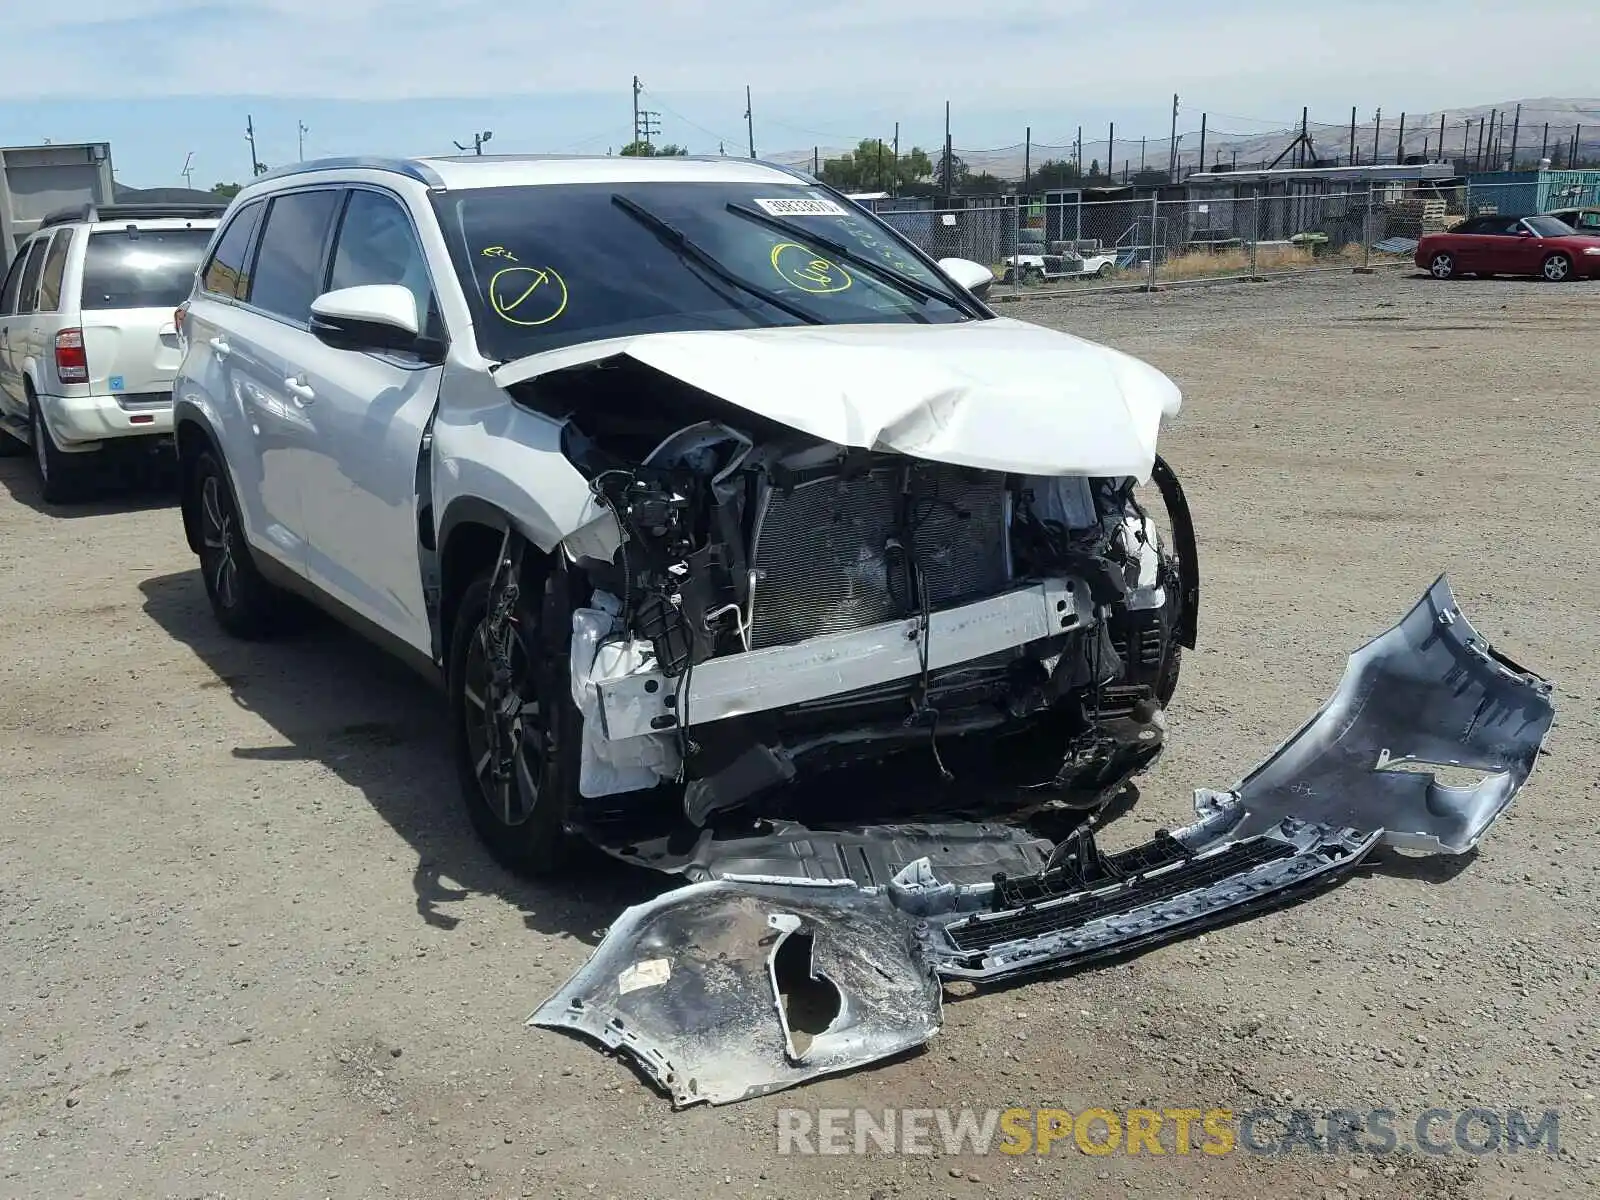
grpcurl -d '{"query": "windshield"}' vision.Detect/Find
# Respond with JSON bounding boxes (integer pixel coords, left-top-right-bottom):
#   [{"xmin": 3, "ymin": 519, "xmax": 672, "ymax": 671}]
[
  {"xmin": 80, "ymin": 226, "xmax": 213, "ymax": 310},
  {"xmin": 1525, "ymin": 216, "xmax": 1575, "ymax": 237},
  {"xmin": 429, "ymin": 181, "xmax": 979, "ymax": 362}
]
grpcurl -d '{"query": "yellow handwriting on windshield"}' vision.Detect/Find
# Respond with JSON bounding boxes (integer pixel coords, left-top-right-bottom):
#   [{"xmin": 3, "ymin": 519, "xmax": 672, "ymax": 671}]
[
  {"xmin": 481, "ymin": 245, "xmax": 519, "ymax": 262},
  {"xmin": 489, "ymin": 265, "xmax": 569, "ymax": 326},
  {"xmin": 770, "ymin": 242, "xmax": 852, "ymax": 294}
]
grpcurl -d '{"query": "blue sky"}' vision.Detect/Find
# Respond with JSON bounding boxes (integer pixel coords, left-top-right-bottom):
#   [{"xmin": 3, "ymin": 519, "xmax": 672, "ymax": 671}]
[{"xmin": 2, "ymin": 0, "xmax": 1595, "ymax": 187}]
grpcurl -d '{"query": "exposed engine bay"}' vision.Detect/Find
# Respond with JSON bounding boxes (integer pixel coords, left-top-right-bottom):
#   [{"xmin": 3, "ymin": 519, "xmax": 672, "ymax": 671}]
[{"xmin": 525, "ymin": 357, "xmax": 1198, "ymax": 850}]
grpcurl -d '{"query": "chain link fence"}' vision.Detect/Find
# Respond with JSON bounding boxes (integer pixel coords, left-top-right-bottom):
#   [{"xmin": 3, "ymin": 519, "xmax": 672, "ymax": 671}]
[{"xmin": 871, "ymin": 176, "xmax": 1593, "ymax": 300}]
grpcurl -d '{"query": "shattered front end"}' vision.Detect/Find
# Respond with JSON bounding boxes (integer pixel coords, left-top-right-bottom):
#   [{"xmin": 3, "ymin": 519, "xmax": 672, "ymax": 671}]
[{"xmin": 532, "ymin": 575, "xmax": 1554, "ymax": 1106}]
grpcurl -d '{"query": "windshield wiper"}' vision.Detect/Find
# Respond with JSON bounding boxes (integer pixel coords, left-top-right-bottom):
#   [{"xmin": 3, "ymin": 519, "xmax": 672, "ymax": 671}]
[
  {"xmin": 724, "ymin": 202, "xmax": 977, "ymax": 315},
  {"xmin": 610, "ymin": 194, "xmax": 820, "ymax": 326}
]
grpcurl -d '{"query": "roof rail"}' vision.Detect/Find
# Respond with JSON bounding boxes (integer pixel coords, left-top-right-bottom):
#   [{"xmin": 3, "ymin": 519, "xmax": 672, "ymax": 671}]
[
  {"xmin": 39, "ymin": 201, "xmax": 228, "ymax": 229},
  {"xmin": 247, "ymin": 156, "xmax": 447, "ymax": 189}
]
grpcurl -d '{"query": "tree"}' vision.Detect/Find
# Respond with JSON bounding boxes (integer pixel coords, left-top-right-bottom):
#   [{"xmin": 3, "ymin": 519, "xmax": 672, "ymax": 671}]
[
  {"xmin": 960, "ymin": 171, "xmax": 1006, "ymax": 195},
  {"xmin": 933, "ymin": 151, "xmax": 969, "ymax": 195},
  {"xmin": 211, "ymin": 182, "xmax": 242, "ymax": 198},
  {"xmin": 818, "ymin": 139, "xmax": 933, "ymax": 192},
  {"xmin": 620, "ymin": 141, "xmax": 688, "ymax": 157},
  {"xmin": 1030, "ymin": 158, "xmax": 1081, "ymax": 190}
]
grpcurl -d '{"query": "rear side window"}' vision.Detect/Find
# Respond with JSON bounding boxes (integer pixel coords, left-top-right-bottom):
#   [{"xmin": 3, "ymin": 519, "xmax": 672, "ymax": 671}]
[
  {"xmin": 201, "ymin": 201, "xmax": 264, "ymax": 298},
  {"xmin": 13, "ymin": 237, "xmax": 51, "ymax": 315},
  {"xmin": 80, "ymin": 227, "xmax": 213, "ymax": 310},
  {"xmin": 0, "ymin": 244, "xmax": 32, "ymax": 314},
  {"xmin": 246, "ymin": 189, "xmax": 342, "ymax": 322},
  {"xmin": 36, "ymin": 231, "xmax": 71, "ymax": 311}
]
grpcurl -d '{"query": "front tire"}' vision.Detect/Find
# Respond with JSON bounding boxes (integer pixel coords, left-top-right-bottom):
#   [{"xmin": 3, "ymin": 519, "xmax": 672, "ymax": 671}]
[
  {"xmin": 448, "ymin": 568, "xmax": 576, "ymax": 875},
  {"xmin": 1428, "ymin": 251, "xmax": 1456, "ymax": 280},
  {"xmin": 1541, "ymin": 252, "xmax": 1573, "ymax": 282},
  {"xmin": 193, "ymin": 449, "xmax": 285, "ymax": 639}
]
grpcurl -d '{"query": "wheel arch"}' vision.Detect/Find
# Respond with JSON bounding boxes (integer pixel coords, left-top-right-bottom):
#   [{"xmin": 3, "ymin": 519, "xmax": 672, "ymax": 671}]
[
  {"xmin": 435, "ymin": 497, "xmax": 559, "ymax": 668},
  {"xmin": 174, "ymin": 406, "xmax": 224, "ymax": 555}
]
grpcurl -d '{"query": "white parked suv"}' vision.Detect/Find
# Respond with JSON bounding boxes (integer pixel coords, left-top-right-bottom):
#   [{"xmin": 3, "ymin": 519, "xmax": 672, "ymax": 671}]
[
  {"xmin": 0, "ymin": 202, "xmax": 222, "ymax": 501},
  {"xmin": 172, "ymin": 154, "xmax": 1198, "ymax": 877}
]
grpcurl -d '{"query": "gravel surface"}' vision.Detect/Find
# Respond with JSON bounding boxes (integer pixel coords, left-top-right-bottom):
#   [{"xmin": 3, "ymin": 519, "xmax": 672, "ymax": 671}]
[{"xmin": 2, "ymin": 270, "xmax": 1596, "ymax": 1199}]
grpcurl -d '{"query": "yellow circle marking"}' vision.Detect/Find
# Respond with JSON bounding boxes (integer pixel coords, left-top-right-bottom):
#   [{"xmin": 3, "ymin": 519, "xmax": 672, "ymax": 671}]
[
  {"xmin": 770, "ymin": 242, "xmax": 852, "ymax": 294},
  {"xmin": 489, "ymin": 265, "xmax": 568, "ymax": 326}
]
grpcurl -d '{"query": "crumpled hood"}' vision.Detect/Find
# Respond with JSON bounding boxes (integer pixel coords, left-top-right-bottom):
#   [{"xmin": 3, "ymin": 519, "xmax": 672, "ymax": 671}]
[{"xmin": 490, "ymin": 318, "xmax": 1182, "ymax": 480}]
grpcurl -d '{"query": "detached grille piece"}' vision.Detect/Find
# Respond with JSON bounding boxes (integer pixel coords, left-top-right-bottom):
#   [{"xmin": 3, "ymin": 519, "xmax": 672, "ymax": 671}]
[{"xmin": 748, "ymin": 463, "xmax": 1011, "ymax": 651}]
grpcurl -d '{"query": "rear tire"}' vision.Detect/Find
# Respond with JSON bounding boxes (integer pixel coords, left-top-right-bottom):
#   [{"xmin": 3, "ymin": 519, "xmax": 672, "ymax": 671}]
[
  {"xmin": 30, "ymin": 394, "xmax": 91, "ymax": 505},
  {"xmin": 1428, "ymin": 251, "xmax": 1456, "ymax": 280},
  {"xmin": 1541, "ymin": 252, "xmax": 1573, "ymax": 282},
  {"xmin": 448, "ymin": 568, "xmax": 576, "ymax": 876},
  {"xmin": 193, "ymin": 448, "xmax": 285, "ymax": 639}
]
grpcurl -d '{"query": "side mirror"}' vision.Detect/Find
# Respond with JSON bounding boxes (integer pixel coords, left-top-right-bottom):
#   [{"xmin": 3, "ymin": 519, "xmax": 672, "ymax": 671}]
[
  {"xmin": 309, "ymin": 284, "xmax": 431, "ymax": 355},
  {"xmin": 937, "ymin": 256, "xmax": 995, "ymax": 301}
]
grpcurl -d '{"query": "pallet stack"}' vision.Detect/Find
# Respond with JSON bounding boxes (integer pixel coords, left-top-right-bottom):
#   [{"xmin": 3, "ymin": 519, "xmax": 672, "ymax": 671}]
[{"xmin": 1385, "ymin": 197, "xmax": 1451, "ymax": 239}]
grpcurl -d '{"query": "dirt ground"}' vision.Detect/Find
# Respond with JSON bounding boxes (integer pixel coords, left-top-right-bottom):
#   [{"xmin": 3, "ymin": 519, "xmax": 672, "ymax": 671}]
[{"xmin": 2, "ymin": 270, "xmax": 1597, "ymax": 1200}]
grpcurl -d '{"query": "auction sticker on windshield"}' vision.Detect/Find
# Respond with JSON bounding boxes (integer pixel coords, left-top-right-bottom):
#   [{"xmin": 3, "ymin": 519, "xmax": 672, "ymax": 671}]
[{"xmin": 753, "ymin": 196, "xmax": 848, "ymax": 217}]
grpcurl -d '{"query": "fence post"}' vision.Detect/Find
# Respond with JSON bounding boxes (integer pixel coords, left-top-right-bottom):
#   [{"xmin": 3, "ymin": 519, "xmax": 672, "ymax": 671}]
[
  {"xmin": 1012, "ymin": 196, "xmax": 1021, "ymax": 292},
  {"xmin": 1249, "ymin": 193, "xmax": 1260, "ymax": 278},
  {"xmin": 1147, "ymin": 193, "xmax": 1159, "ymax": 290},
  {"xmin": 1362, "ymin": 181, "xmax": 1374, "ymax": 271}
]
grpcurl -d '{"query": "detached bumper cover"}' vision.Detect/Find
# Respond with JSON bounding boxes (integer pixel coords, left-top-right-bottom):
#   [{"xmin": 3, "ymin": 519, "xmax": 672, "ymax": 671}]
[{"xmin": 532, "ymin": 574, "xmax": 1555, "ymax": 1106}]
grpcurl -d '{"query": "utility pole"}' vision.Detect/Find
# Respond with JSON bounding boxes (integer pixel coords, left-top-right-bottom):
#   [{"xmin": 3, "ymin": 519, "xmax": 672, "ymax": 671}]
[
  {"xmin": 1298, "ymin": 106, "xmax": 1308, "ymax": 168},
  {"xmin": 1396, "ymin": 112, "xmax": 1406, "ymax": 163},
  {"xmin": 453, "ymin": 130, "xmax": 493, "ymax": 155},
  {"xmin": 1508, "ymin": 103, "xmax": 1521, "ymax": 170},
  {"xmin": 1167, "ymin": 93, "xmax": 1179, "ymax": 182},
  {"xmin": 1371, "ymin": 107, "xmax": 1381, "ymax": 165},
  {"xmin": 892, "ymin": 121, "xmax": 899, "ymax": 196},
  {"xmin": 180, "ymin": 151, "xmax": 194, "ymax": 189},
  {"xmin": 744, "ymin": 85, "xmax": 756, "ymax": 159},
  {"xmin": 1107, "ymin": 121, "xmax": 1115, "ymax": 177},
  {"xmin": 943, "ymin": 100, "xmax": 952, "ymax": 202},
  {"xmin": 1348, "ymin": 106, "xmax": 1357, "ymax": 163},
  {"xmin": 1437, "ymin": 113, "xmax": 1445, "ymax": 163},
  {"xmin": 633, "ymin": 75, "xmax": 641, "ymax": 151},
  {"xmin": 1540, "ymin": 122, "xmax": 1549, "ymax": 161},
  {"xmin": 1474, "ymin": 117, "xmax": 1485, "ymax": 171},
  {"xmin": 1023, "ymin": 125, "xmax": 1030, "ymax": 188},
  {"xmin": 245, "ymin": 114, "xmax": 264, "ymax": 176},
  {"xmin": 1197, "ymin": 112, "xmax": 1207, "ymax": 176},
  {"xmin": 297, "ymin": 120, "xmax": 308, "ymax": 161}
]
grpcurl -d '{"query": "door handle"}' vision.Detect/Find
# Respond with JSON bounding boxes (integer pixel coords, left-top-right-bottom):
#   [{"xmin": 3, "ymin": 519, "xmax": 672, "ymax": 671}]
[
  {"xmin": 209, "ymin": 337, "xmax": 231, "ymax": 359},
  {"xmin": 284, "ymin": 376, "xmax": 316, "ymax": 405}
]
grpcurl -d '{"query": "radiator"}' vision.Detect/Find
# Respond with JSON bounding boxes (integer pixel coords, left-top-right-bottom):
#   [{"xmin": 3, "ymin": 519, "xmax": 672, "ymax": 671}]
[{"xmin": 747, "ymin": 463, "xmax": 1010, "ymax": 650}]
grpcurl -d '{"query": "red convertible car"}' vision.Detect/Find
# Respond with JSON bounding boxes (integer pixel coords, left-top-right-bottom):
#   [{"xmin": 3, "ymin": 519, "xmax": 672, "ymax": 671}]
[{"xmin": 1415, "ymin": 214, "xmax": 1600, "ymax": 282}]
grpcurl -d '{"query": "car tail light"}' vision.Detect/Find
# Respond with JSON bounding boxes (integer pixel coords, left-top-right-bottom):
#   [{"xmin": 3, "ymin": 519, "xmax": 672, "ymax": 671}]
[{"xmin": 54, "ymin": 328, "xmax": 88, "ymax": 384}]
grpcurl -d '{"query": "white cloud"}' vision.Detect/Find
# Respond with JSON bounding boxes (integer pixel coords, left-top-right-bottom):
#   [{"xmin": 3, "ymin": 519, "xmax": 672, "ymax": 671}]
[{"xmin": 4, "ymin": 0, "xmax": 1596, "ymax": 114}]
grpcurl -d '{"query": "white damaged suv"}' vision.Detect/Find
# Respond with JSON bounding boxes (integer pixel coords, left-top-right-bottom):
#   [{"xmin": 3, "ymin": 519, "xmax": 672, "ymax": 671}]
[{"xmin": 172, "ymin": 153, "xmax": 1198, "ymax": 875}]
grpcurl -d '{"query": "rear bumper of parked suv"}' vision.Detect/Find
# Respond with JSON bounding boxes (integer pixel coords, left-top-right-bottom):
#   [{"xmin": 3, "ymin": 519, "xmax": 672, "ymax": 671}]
[{"xmin": 38, "ymin": 391, "xmax": 174, "ymax": 449}]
